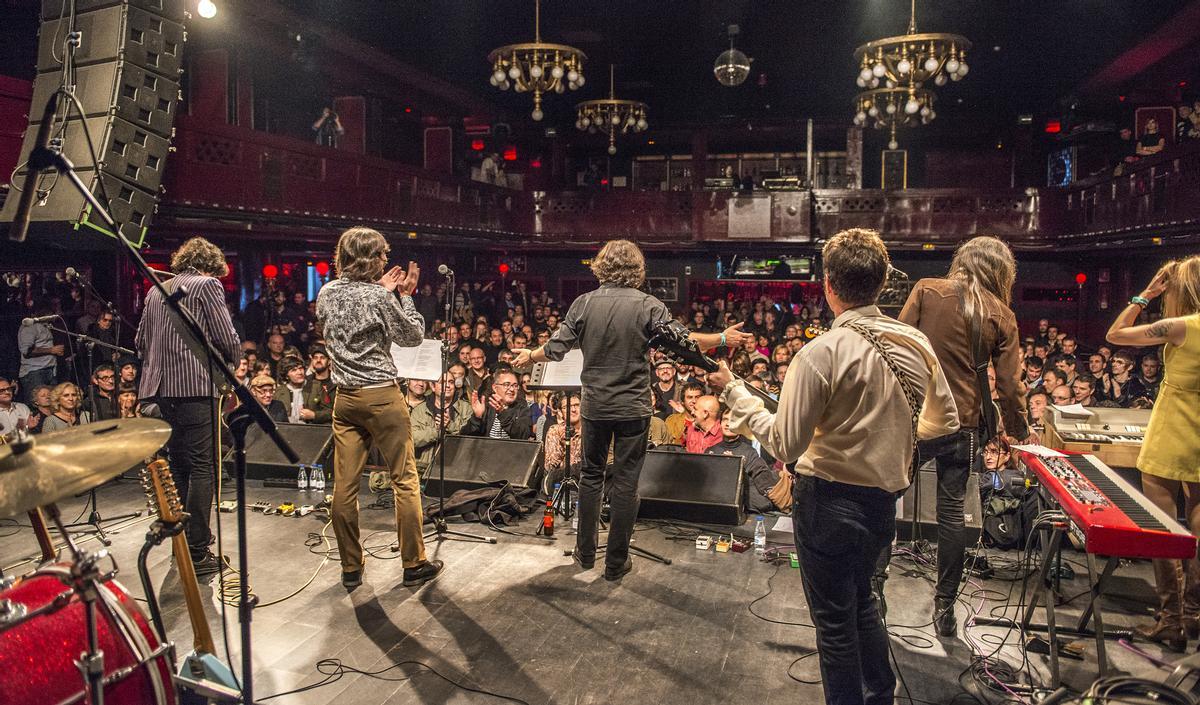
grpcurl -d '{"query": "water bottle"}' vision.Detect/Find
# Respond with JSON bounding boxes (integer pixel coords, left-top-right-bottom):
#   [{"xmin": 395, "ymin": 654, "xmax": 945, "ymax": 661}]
[
  {"xmin": 296, "ymin": 464, "xmax": 309, "ymax": 490},
  {"xmin": 753, "ymin": 515, "xmax": 767, "ymax": 555},
  {"xmin": 552, "ymin": 482, "xmax": 562, "ymax": 515},
  {"xmin": 311, "ymin": 464, "xmax": 326, "ymax": 491},
  {"xmin": 571, "ymin": 501, "xmax": 579, "ymax": 531}
]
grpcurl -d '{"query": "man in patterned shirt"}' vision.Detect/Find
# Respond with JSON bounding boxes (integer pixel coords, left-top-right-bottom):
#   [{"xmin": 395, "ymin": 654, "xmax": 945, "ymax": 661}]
[{"xmin": 316, "ymin": 226, "xmax": 442, "ymax": 589}]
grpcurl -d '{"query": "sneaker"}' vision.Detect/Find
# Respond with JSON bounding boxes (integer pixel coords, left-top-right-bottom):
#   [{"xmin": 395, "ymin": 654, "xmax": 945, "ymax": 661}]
[
  {"xmin": 571, "ymin": 549, "xmax": 594, "ymax": 570},
  {"xmin": 341, "ymin": 570, "xmax": 363, "ymax": 589},
  {"xmin": 403, "ymin": 560, "xmax": 444, "ymax": 588},
  {"xmin": 933, "ymin": 597, "xmax": 957, "ymax": 637},
  {"xmin": 604, "ymin": 557, "xmax": 633, "ymax": 582},
  {"xmin": 191, "ymin": 551, "xmax": 221, "ymax": 577}
]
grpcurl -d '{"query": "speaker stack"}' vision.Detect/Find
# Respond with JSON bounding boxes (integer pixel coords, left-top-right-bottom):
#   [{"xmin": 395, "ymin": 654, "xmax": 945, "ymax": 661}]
[
  {"xmin": 225, "ymin": 423, "xmax": 334, "ymax": 487},
  {"xmin": 638, "ymin": 449, "xmax": 746, "ymax": 526},
  {"xmin": 425, "ymin": 435, "xmax": 543, "ymax": 497},
  {"xmin": 0, "ymin": 0, "xmax": 185, "ymax": 245}
]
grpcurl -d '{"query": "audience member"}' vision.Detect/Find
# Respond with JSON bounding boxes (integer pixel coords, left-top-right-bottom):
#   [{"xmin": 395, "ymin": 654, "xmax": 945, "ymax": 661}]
[
  {"xmin": 706, "ymin": 408, "xmax": 783, "ymax": 514},
  {"xmin": 249, "ymin": 374, "xmax": 288, "ymax": 423},
  {"xmin": 0, "ymin": 377, "xmax": 32, "ymax": 436},
  {"xmin": 683, "ymin": 395, "xmax": 724, "ymax": 454},
  {"xmin": 275, "ymin": 357, "xmax": 308, "ymax": 423},
  {"xmin": 464, "ymin": 368, "xmax": 533, "ymax": 439},
  {"xmin": 42, "ymin": 382, "xmax": 92, "ymax": 432},
  {"xmin": 664, "ymin": 380, "xmax": 705, "ymax": 444},
  {"xmin": 411, "ymin": 372, "xmax": 471, "ymax": 474}
]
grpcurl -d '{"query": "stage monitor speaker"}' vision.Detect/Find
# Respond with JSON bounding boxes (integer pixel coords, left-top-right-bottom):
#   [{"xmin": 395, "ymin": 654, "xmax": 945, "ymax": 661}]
[
  {"xmin": 224, "ymin": 423, "xmax": 333, "ymax": 486},
  {"xmin": 896, "ymin": 466, "xmax": 983, "ymax": 543},
  {"xmin": 425, "ymin": 435, "xmax": 542, "ymax": 497},
  {"xmin": 1, "ymin": 0, "xmax": 184, "ymax": 245},
  {"xmin": 638, "ymin": 449, "xmax": 745, "ymax": 526}
]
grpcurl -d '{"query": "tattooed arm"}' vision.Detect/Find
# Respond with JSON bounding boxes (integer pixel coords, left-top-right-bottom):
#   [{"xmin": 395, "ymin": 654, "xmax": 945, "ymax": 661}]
[{"xmin": 1106, "ymin": 267, "xmax": 1187, "ymax": 347}]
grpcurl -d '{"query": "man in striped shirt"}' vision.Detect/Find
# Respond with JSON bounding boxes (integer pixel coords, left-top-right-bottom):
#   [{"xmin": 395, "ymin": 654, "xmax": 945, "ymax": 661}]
[{"xmin": 136, "ymin": 237, "xmax": 241, "ymax": 576}]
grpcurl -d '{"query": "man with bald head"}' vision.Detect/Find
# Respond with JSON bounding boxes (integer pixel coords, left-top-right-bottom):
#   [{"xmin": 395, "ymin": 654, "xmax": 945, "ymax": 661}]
[{"xmin": 683, "ymin": 395, "xmax": 724, "ymax": 454}]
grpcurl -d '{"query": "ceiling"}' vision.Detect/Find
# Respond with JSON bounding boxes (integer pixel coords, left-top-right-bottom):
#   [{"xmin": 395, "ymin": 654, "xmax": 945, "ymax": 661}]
[{"xmin": 274, "ymin": 0, "xmax": 1195, "ymax": 131}]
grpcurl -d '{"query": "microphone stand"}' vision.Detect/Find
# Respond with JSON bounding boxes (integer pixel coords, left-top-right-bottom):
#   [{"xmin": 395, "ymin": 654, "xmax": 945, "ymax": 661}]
[
  {"xmin": 18, "ymin": 87, "xmax": 299, "ymax": 705},
  {"xmin": 424, "ymin": 269, "xmax": 496, "ymax": 545}
]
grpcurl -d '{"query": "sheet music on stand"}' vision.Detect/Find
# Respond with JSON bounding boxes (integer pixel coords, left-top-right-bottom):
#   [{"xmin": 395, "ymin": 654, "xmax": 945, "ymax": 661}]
[
  {"xmin": 390, "ymin": 339, "xmax": 444, "ymax": 381},
  {"xmin": 528, "ymin": 348, "xmax": 583, "ymax": 390}
]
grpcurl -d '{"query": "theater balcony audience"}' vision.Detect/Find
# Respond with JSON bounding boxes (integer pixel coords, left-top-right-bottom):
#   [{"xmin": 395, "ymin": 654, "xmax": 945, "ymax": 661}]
[
  {"xmin": 411, "ymin": 372, "xmax": 471, "ymax": 474},
  {"xmin": 683, "ymin": 396, "xmax": 724, "ymax": 454},
  {"xmin": 42, "ymin": 382, "xmax": 91, "ymax": 432},
  {"xmin": 1137, "ymin": 118, "xmax": 1167, "ymax": 157},
  {"xmin": 464, "ymin": 368, "xmax": 533, "ymax": 440}
]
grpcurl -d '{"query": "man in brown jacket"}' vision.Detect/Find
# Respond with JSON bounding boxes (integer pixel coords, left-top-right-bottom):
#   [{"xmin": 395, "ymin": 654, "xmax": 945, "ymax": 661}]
[{"xmin": 894, "ymin": 236, "xmax": 1037, "ymax": 638}]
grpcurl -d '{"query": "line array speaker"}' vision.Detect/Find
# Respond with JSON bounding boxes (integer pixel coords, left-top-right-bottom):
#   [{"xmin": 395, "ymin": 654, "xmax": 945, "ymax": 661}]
[
  {"xmin": 0, "ymin": 0, "xmax": 185, "ymax": 245},
  {"xmin": 637, "ymin": 449, "xmax": 746, "ymax": 526}
]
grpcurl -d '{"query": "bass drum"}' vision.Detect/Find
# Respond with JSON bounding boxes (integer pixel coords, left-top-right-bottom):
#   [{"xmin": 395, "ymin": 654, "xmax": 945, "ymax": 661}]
[{"xmin": 0, "ymin": 564, "xmax": 176, "ymax": 705}]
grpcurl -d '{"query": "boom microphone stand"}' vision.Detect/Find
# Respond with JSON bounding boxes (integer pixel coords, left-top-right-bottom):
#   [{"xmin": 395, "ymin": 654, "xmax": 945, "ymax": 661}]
[
  {"xmin": 423, "ymin": 268, "xmax": 495, "ymax": 545},
  {"xmin": 15, "ymin": 87, "xmax": 299, "ymax": 705}
]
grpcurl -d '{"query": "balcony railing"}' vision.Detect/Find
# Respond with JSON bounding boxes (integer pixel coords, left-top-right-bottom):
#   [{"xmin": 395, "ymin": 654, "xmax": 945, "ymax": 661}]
[{"xmin": 161, "ymin": 115, "xmax": 523, "ymax": 235}]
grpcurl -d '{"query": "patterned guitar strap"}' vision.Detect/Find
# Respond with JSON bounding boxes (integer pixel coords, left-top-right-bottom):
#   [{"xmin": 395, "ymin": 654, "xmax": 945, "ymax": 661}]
[{"xmin": 843, "ymin": 320, "xmax": 923, "ymax": 486}]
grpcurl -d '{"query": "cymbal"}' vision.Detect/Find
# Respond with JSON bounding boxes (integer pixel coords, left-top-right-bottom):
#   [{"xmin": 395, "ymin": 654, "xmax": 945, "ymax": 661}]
[{"xmin": 0, "ymin": 418, "xmax": 172, "ymax": 518}]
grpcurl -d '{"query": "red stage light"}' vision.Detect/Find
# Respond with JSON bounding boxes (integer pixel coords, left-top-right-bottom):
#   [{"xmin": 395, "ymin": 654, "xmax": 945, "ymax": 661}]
[
  {"xmin": 315, "ymin": 261, "xmax": 330, "ymax": 276},
  {"xmin": 530, "ymin": 158, "xmax": 542, "ymax": 168},
  {"xmin": 262, "ymin": 264, "xmax": 278, "ymax": 278},
  {"xmin": 404, "ymin": 107, "xmax": 413, "ymax": 113},
  {"xmin": 600, "ymin": 178, "xmax": 609, "ymax": 186},
  {"xmin": 471, "ymin": 139, "xmax": 485, "ymax": 151},
  {"xmin": 503, "ymin": 147, "xmax": 518, "ymax": 161},
  {"xmin": 1044, "ymin": 120, "xmax": 1062, "ymax": 134},
  {"xmin": 1075, "ymin": 272, "xmax": 1087, "ymax": 285},
  {"xmin": 498, "ymin": 263, "xmax": 510, "ymax": 276}
]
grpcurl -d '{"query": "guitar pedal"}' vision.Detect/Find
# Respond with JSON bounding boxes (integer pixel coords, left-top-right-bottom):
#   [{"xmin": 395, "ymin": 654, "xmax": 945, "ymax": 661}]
[{"xmin": 218, "ymin": 501, "xmax": 238, "ymax": 513}]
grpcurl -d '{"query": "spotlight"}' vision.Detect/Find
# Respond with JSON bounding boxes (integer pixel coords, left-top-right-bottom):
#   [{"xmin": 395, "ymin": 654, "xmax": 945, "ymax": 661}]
[{"xmin": 197, "ymin": 0, "xmax": 217, "ymax": 18}]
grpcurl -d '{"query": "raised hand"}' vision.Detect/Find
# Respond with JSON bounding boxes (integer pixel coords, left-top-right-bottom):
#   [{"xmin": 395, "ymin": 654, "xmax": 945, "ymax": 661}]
[
  {"xmin": 722, "ymin": 322, "xmax": 754, "ymax": 348},
  {"xmin": 397, "ymin": 261, "xmax": 420, "ymax": 296},
  {"xmin": 469, "ymin": 390, "xmax": 486, "ymax": 418},
  {"xmin": 512, "ymin": 348, "xmax": 533, "ymax": 369},
  {"xmin": 378, "ymin": 266, "xmax": 404, "ymax": 293},
  {"xmin": 488, "ymin": 392, "xmax": 507, "ymax": 412},
  {"xmin": 1142, "ymin": 266, "xmax": 1172, "ymax": 301}
]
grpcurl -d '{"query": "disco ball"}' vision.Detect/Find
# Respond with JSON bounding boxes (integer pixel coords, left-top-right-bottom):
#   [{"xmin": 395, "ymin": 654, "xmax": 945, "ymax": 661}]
[{"xmin": 713, "ymin": 48, "xmax": 751, "ymax": 87}]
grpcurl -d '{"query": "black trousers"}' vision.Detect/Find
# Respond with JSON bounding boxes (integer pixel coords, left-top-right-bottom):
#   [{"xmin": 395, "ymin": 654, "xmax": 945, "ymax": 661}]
[
  {"xmin": 794, "ymin": 475, "xmax": 897, "ymax": 705},
  {"xmin": 577, "ymin": 416, "xmax": 650, "ymax": 571},
  {"xmin": 157, "ymin": 396, "xmax": 217, "ymax": 558},
  {"xmin": 923, "ymin": 429, "xmax": 977, "ymax": 601}
]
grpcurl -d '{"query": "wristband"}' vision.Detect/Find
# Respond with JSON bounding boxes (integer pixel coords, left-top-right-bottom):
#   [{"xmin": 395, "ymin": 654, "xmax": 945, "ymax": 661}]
[
  {"xmin": 720, "ymin": 332, "xmax": 727, "ymax": 347},
  {"xmin": 1130, "ymin": 295, "xmax": 1150, "ymax": 307}
]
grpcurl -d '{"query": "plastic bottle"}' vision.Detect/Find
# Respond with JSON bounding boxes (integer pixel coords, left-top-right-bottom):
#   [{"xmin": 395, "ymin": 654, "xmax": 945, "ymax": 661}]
[
  {"xmin": 311, "ymin": 463, "xmax": 326, "ymax": 491},
  {"xmin": 552, "ymin": 482, "xmax": 562, "ymax": 514},
  {"xmin": 753, "ymin": 515, "xmax": 767, "ymax": 555},
  {"xmin": 571, "ymin": 501, "xmax": 579, "ymax": 531},
  {"xmin": 296, "ymin": 464, "xmax": 309, "ymax": 490},
  {"xmin": 542, "ymin": 499, "xmax": 555, "ymax": 537}
]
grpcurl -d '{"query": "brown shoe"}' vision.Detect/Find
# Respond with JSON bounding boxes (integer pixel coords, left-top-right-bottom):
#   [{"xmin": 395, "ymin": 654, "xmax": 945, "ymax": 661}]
[{"xmin": 1135, "ymin": 619, "xmax": 1187, "ymax": 653}]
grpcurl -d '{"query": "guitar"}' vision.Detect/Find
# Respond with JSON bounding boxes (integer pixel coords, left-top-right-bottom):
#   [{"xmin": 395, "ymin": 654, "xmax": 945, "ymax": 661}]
[
  {"xmin": 141, "ymin": 459, "xmax": 238, "ymax": 691},
  {"xmin": 648, "ymin": 322, "xmax": 780, "ymax": 413}
]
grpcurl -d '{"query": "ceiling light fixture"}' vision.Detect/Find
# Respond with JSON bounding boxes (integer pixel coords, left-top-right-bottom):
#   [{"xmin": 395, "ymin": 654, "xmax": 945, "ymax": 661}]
[
  {"xmin": 854, "ymin": 87, "xmax": 936, "ymax": 149},
  {"xmin": 487, "ymin": 0, "xmax": 586, "ymax": 121},
  {"xmin": 853, "ymin": 0, "xmax": 970, "ymax": 91},
  {"xmin": 714, "ymin": 24, "xmax": 752, "ymax": 87},
  {"xmin": 197, "ymin": 0, "xmax": 216, "ymax": 19},
  {"xmin": 575, "ymin": 65, "xmax": 649, "ymax": 155}
]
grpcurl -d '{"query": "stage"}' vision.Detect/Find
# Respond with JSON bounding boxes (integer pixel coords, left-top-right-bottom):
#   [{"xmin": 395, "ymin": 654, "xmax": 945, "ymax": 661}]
[{"xmin": 0, "ymin": 476, "xmax": 1177, "ymax": 704}]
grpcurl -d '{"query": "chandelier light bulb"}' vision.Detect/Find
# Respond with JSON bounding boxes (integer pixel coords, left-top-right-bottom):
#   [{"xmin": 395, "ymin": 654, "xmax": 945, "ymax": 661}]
[
  {"xmin": 856, "ymin": 110, "xmax": 867, "ymax": 122},
  {"xmin": 197, "ymin": 0, "xmax": 217, "ymax": 19},
  {"xmin": 905, "ymin": 98, "xmax": 920, "ymax": 114},
  {"xmin": 945, "ymin": 58, "xmax": 961, "ymax": 75},
  {"xmin": 531, "ymin": 108, "xmax": 544, "ymax": 121},
  {"xmin": 552, "ymin": 83, "xmax": 562, "ymax": 93},
  {"xmin": 856, "ymin": 76, "xmax": 867, "ymax": 88},
  {"xmin": 608, "ymin": 145, "xmax": 617, "ymax": 155},
  {"xmin": 493, "ymin": 69, "xmax": 506, "ymax": 83},
  {"xmin": 888, "ymin": 139, "xmax": 899, "ymax": 150},
  {"xmin": 928, "ymin": 109, "xmax": 936, "ymax": 120},
  {"xmin": 920, "ymin": 105, "xmax": 931, "ymax": 116},
  {"xmin": 885, "ymin": 79, "xmax": 896, "ymax": 89},
  {"xmin": 872, "ymin": 63, "xmax": 886, "ymax": 78},
  {"xmin": 581, "ymin": 116, "xmax": 591, "ymax": 128},
  {"xmin": 567, "ymin": 69, "xmax": 579, "ymax": 83},
  {"xmin": 489, "ymin": 75, "xmax": 499, "ymax": 86},
  {"xmin": 551, "ymin": 65, "xmax": 564, "ymax": 79},
  {"xmin": 575, "ymin": 74, "xmax": 585, "ymax": 87},
  {"xmin": 897, "ymin": 58, "xmax": 911, "ymax": 75},
  {"xmin": 530, "ymin": 64, "xmax": 543, "ymax": 79},
  {"xmin": 499, "ymin": 80, "xmax": 510, "ymax": 91},
  {"xmin": 611, "ymin": 114, "xmax": 621, "ymax": 126},
  {"xmin": 934, "ymin": 74, "xmax": 947, "ymax": 86},
  {"xmin": 637, "ymin": 118, "xmax": 648, "ymax": 131},
  {"xmin": 885, "ymin": 103, "xmax": 897, "ymax": 115},
  {"xmin": 957, "ymin": 61, "xmax": 969, "ymax": 76},
  {"xmin": 860, "ymin": 66, "xmax": 873, "ymax": 81},
  {"xmin": 868, "ymin": 106, "xmax": 879, "ymax": 117},
  {"xmin": 870, "ymin": 77, "xmax": 880, "ymax": 88},
  {"xmin": 924, "ymin": 56, "xmax": 939, "ymax": 73},
  {"xmin": 508, "ymin": 65, "xmax": 521, "ymax": 80}
]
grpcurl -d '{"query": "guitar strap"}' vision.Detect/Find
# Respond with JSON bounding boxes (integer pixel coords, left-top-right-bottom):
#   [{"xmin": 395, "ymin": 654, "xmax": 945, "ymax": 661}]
[{"xmin": 843, "ymin": 320, "xmax": 922, "ymax": 486}]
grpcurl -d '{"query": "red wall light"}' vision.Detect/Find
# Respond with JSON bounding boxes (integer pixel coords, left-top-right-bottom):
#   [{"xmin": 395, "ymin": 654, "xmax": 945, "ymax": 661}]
[
  {"xmin": 1075, "ymin": 272, "xmax": 1087, "ymax": 285},
  {"xmin": 315, "ymin": 261, "xmax": 330, "ymax": 276},
  {"xmin": 498, "ymin": 263, "xmax": 510, "ymax": 276},
  {"xmin": 530, "ymin": 158, "xmax": 542, "ymax": 169},
  {"xmin": 1044, "ymin": 120, "xmax": 1062, "ymax": 134},
  {"xmin": 262, "ymin": 264, "xmax": 278, "ymax": 278},
  {"xmin": 471, "ymin": 139, "xmax": 485, "ymax": 151},
  {"xmin": 502, "ymin": 147, "xmax": 518, "ymax": 161}
]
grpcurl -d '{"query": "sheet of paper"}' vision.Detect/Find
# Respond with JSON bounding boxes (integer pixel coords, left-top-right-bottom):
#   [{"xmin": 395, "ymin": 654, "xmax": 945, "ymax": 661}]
[
  {"xmin": 770, "ymin": 516, "xmax": 793, "ymax": 534},
  {"xmin": 1051, "ymin": 403, "xmax": 1091, "ymax": 418},
  {"xmin": 536, "ymin": 349, "xmax": 584, "ymax": 388},
  {"xmin": 1011, "ymin": 444, "xmax": 1067, "ymax": 458},
  {"xmin": 390, "ymin": 339, "xmax": 444, "ymax": 381}
]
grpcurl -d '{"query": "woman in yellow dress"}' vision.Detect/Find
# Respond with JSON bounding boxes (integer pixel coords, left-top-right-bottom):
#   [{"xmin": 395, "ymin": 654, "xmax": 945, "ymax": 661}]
[{"xmin": 1107, "ymin": 256, "xmax": 1200, "ymax": 651}]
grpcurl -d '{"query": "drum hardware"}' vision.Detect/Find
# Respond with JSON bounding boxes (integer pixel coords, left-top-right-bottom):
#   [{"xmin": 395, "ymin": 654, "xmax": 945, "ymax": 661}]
[{"xmin": 0, "ymin": 597, "xmax": 27, "ymax": 625}]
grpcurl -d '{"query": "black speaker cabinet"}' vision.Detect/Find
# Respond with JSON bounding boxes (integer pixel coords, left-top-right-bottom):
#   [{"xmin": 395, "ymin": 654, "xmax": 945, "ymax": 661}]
[
  {"xmin": 224, "ymin": 423, "xmax": 332, "ymax": 486},
  {"xmin": 425, "ymin": 435, "xmax": 542, "ymax": 497},
  {"xmin": 637, "ymin": 449, "xmax": 745, "ymax": 526},
  {"xmin": 896, "ymin": 466, "xmax": 983, "ymax": 543}
]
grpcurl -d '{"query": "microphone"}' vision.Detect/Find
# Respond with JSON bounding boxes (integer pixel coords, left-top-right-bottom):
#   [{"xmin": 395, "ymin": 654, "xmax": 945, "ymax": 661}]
[
  {"xmin": 437, "ymin": 264, "xmax": 454, "ymax": 277},
  {"xmin": 22, "ymin": 315, "xmax": 58, "ymax": 326},
  {"xmin": 9, "ymin": 92, "xmax": 62, "ymax": 243}
]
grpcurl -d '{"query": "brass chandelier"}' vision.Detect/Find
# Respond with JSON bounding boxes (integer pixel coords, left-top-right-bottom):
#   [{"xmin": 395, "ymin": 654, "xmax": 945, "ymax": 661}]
[
  {"xmin": 854, "ymin": 87, "xmax": 937, "ymax": 149},
  {"xmin": 487, "ymin": 0, "xmax": 587, "ymax": 121},
  {"xmin": 853, "ymin": 0, "xmax": 970, "ymax": 90},
  {"xmin": 575, "ymin": 65, "xmax": 648, "ymax": 155}
]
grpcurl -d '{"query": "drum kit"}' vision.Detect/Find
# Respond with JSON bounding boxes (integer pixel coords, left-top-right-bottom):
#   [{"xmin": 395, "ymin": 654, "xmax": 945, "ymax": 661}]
[{"xmin": 0, "ymin": 418, "xmax": 227, "ymax": 705}]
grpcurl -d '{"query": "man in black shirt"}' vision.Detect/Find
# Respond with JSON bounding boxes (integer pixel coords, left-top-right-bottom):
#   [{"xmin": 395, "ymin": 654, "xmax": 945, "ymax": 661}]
[{"xmin": 515, "ymin": 240, "xmax": 751, "ymax": 581}]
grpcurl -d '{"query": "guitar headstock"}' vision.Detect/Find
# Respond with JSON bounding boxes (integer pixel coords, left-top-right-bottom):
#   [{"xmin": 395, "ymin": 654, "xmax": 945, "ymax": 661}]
[
  {"xmin": 648, "ymin": 322, "xmax": 715, "ymax": 372},
  {"xmin": 142, "ymin": 459, "xmax": 187, "ymax": 524}
]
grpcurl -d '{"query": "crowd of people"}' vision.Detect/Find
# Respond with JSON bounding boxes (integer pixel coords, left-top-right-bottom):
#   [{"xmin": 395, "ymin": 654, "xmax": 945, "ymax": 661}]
[{"xmin": 1, "ymin": 264, "xmax": 1168, "ymax": 519}]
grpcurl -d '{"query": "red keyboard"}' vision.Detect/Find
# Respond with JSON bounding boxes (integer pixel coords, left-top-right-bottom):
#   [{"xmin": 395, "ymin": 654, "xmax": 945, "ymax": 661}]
[{"xmin": 1015, "ymin": 450, "xmax": 1197, "ymax": 560}]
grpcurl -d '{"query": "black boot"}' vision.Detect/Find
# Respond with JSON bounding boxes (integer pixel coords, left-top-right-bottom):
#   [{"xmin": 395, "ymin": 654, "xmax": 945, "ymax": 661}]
[{"xmin": 933, "ymin": 597, "xmax": 957, "ymax": 637}]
